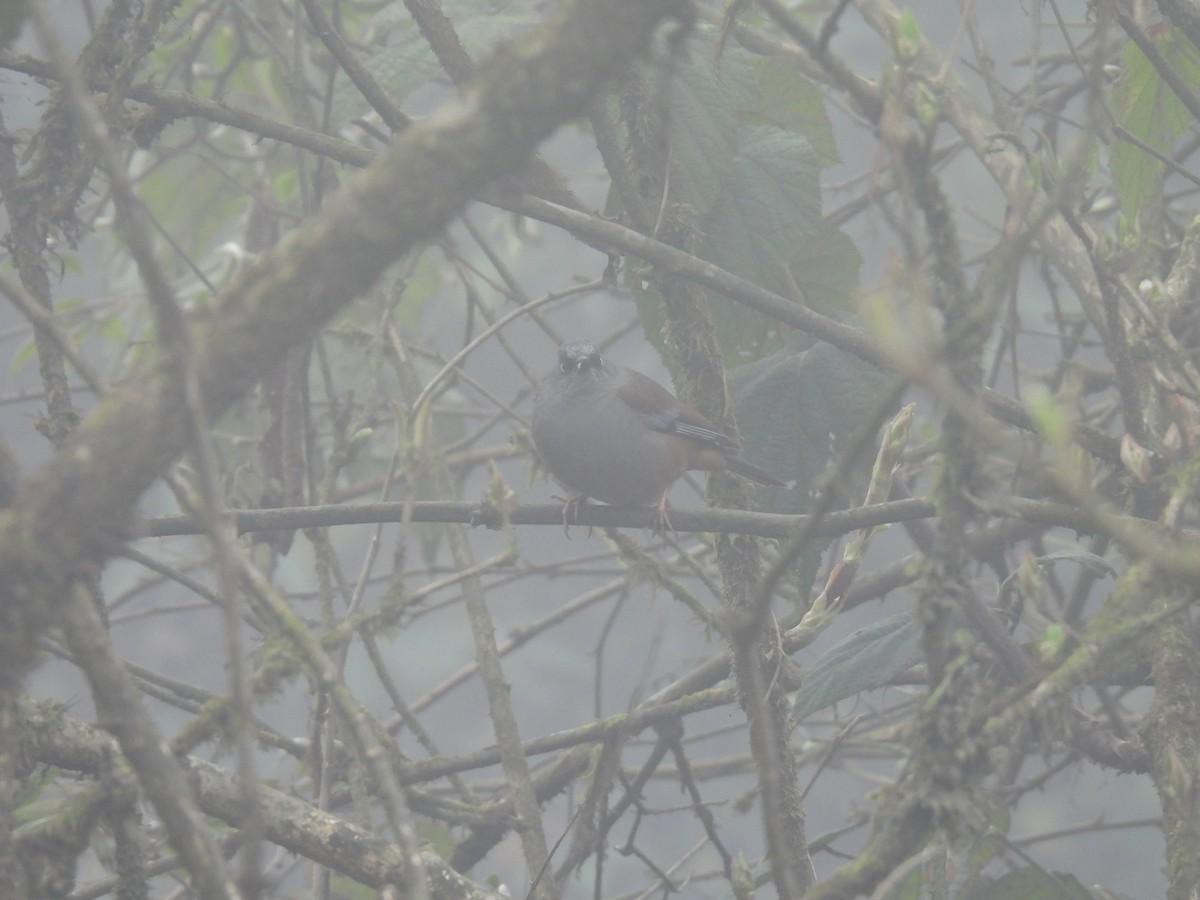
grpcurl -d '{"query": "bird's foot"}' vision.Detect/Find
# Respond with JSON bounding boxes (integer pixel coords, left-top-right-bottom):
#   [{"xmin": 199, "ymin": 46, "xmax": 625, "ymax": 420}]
[
  {"xmin": 652, "ymin": 494, "xmax": 677, "ymax": 538},
  {"xmin": 553, "ymin": 494, "xmax": 591, "ymax": 538}
]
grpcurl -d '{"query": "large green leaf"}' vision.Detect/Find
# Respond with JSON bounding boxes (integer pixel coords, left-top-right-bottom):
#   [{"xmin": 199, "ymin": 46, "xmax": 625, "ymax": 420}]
[
  {"xmin": 728, "ymin": 335, "xmax": 891, "ymax": 513},
  {"xmin": 629, "ymin": 28, "xmax": 856, "ymax": 358},
  {"xmin": 659, "ymin": 41, "xmax": 755, "ymax": 218},
  {"xmin": 1110, "ymin": 26, "xmax": 1200, "ymax": 221},
  {"xmin": 699, "ymin": 124, "xmax": 822, "ymax": 295},
  {"xmin": 747, "ymin": 55, "xmax": 838, "ymax": 165},
  {"xmin": 787, "ymin": 221, "xmax": 863, "ymax": 313},
  {"xmin": 968, "ymin": 868, "xmax": 1097, "ymax": 900},
  {"xmin": 332, "ymin": 5, "xmax": 538, "ymax": 124},
  {"xmin": 791, "ymin": 612, "xmax": 921, "ymax": 720}
]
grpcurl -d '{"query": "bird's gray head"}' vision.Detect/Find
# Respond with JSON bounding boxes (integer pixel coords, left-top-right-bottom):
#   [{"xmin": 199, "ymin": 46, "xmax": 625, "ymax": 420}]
[{"xmin": 557, "ymin": 341, "xmax": 604, "ymax": 375}]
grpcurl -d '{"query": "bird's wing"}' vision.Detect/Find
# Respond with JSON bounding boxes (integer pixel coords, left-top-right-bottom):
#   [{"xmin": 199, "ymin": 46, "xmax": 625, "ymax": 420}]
[{"xmin": 615, "ymin": 369, "xmax": 738, "ymax": 451}]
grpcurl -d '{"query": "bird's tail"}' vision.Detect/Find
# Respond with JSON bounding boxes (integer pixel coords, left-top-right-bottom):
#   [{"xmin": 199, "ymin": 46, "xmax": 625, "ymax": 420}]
[{"xmin": 724, "ymin": 455, "xmax": 788, "ymax": 487}]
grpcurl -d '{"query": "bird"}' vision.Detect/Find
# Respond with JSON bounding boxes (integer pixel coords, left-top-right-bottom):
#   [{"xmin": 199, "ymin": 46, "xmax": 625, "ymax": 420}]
[{"xmin": 530, "ymin": 340, "xmax": 786, "ymax": 532}]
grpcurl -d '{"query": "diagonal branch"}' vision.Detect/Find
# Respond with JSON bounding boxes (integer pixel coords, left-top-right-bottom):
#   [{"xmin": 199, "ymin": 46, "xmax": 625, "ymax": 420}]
[{"xmin": 0, "ymin": 0, "xmax": 692, "ymax": 682}]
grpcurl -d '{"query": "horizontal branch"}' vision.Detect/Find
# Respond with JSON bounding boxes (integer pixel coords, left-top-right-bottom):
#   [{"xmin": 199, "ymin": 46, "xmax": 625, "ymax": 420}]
[
  {"xmin": 137, "ymin": 495, "xmax": 1151, "ymax": 542},
  {"xmin": 0, "ymin": 0, "xmax": 691, "ymax": 686},
  {"xmin": 141, "ymin": 497, "xmax": 934, "ymax": 540}
]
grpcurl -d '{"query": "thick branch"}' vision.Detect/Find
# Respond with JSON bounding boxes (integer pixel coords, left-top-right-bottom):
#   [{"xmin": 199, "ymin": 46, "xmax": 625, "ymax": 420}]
[{"xmin": 0, "ymin": 0, "xmax": 691, "ymax": 684}]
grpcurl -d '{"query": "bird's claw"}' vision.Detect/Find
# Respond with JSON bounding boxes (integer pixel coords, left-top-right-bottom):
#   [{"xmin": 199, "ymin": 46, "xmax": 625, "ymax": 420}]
[
  {"xmin": 653, "ymin": 494, "xmax": 677, "ymax": 539},
  {"xmin": 553, "ymin": 494, "xmax": 592, "ymax": 538}
]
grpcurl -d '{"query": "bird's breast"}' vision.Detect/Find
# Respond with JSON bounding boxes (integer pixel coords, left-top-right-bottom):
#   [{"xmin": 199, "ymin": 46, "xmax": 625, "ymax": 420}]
[{"xmin": 532, "ymin": 387, "xmax": 685, "ymax": 506}]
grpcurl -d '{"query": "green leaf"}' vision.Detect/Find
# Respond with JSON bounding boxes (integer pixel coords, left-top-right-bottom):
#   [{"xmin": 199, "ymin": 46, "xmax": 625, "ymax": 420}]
[
  {"xmin": 393, "ymin": 251, "xmax": 443, "ymax": 330},
  {"xmin": 10, "ymin": 336, "xmax": 38, "ymax": 376},
  {"xmin": 628, "ymin": 28, "xmax": 856, "ymax": 358},
  {"xmin": 329, "ymin": 874, "xmax": 384, "ymax": 900},
  {"xmin": 659, "ymin": 40, "xmax": 756, "ymax": 217},
  {"xmin": 633, "ymin": 124, "xmax": 831, "ymax": 356},
  {"xmin": 957, "ymin": 807, "xmax": 1013, "ymax": 895},
  {"xmin": 792, "ymin": 612, "xmax": 921, "ymax": 720},
  {"xmin": 895, "ymin": 9, "xmax": 922, "ymax": 61},
  {"xmin": 700, "ymin": 126, "xmax": 822, "ymax": 349},
  {"xmin": 210, "ymin": 21, "xmax": 235, "ymax": 71},
  {"xmin": 332, "ymin": 38, "xmax": 442, "ymax": 125},
  {"xmin": 1110, "ymin": 26, "xmax": 1200, "ymax": 219},
  {"xmin": 136, "ymin": 152, "xmax": 249, "ymax": 263},
  {"xmin": 968, "ymin": 868, "xmax": 1095, "ymax": 900},
  {"xmin": 332, "ymin": 7, "xmax": 537, "ymax": 124},
  {"xmin": 729, "ymin": 336, "xmax": 891, "ymax": 512},
  {"xmin": 99, "ymin": 312, "xmax": 128, "ymax": 344},
  {"xmin": 1038, "ymin": 623, "xmax": 1067, "ymax": 662},
  {"xmin": 784, "ymin": 220, "xmax": 862, "ymax": 314},
  {"xmin": 748, "ymin": 56, "xmax": 838, "ymax": 165},
  {"xmin": 1038, "ymin": 548, "xmax": 1117, "ymax": 578},
  {"xmin": 700, "ymin": 125, "xmax": 822, "ymax": 293},
  {"xmin": 1025, "ymin": 385, "xmax": 1074, "ymax": 451}
]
